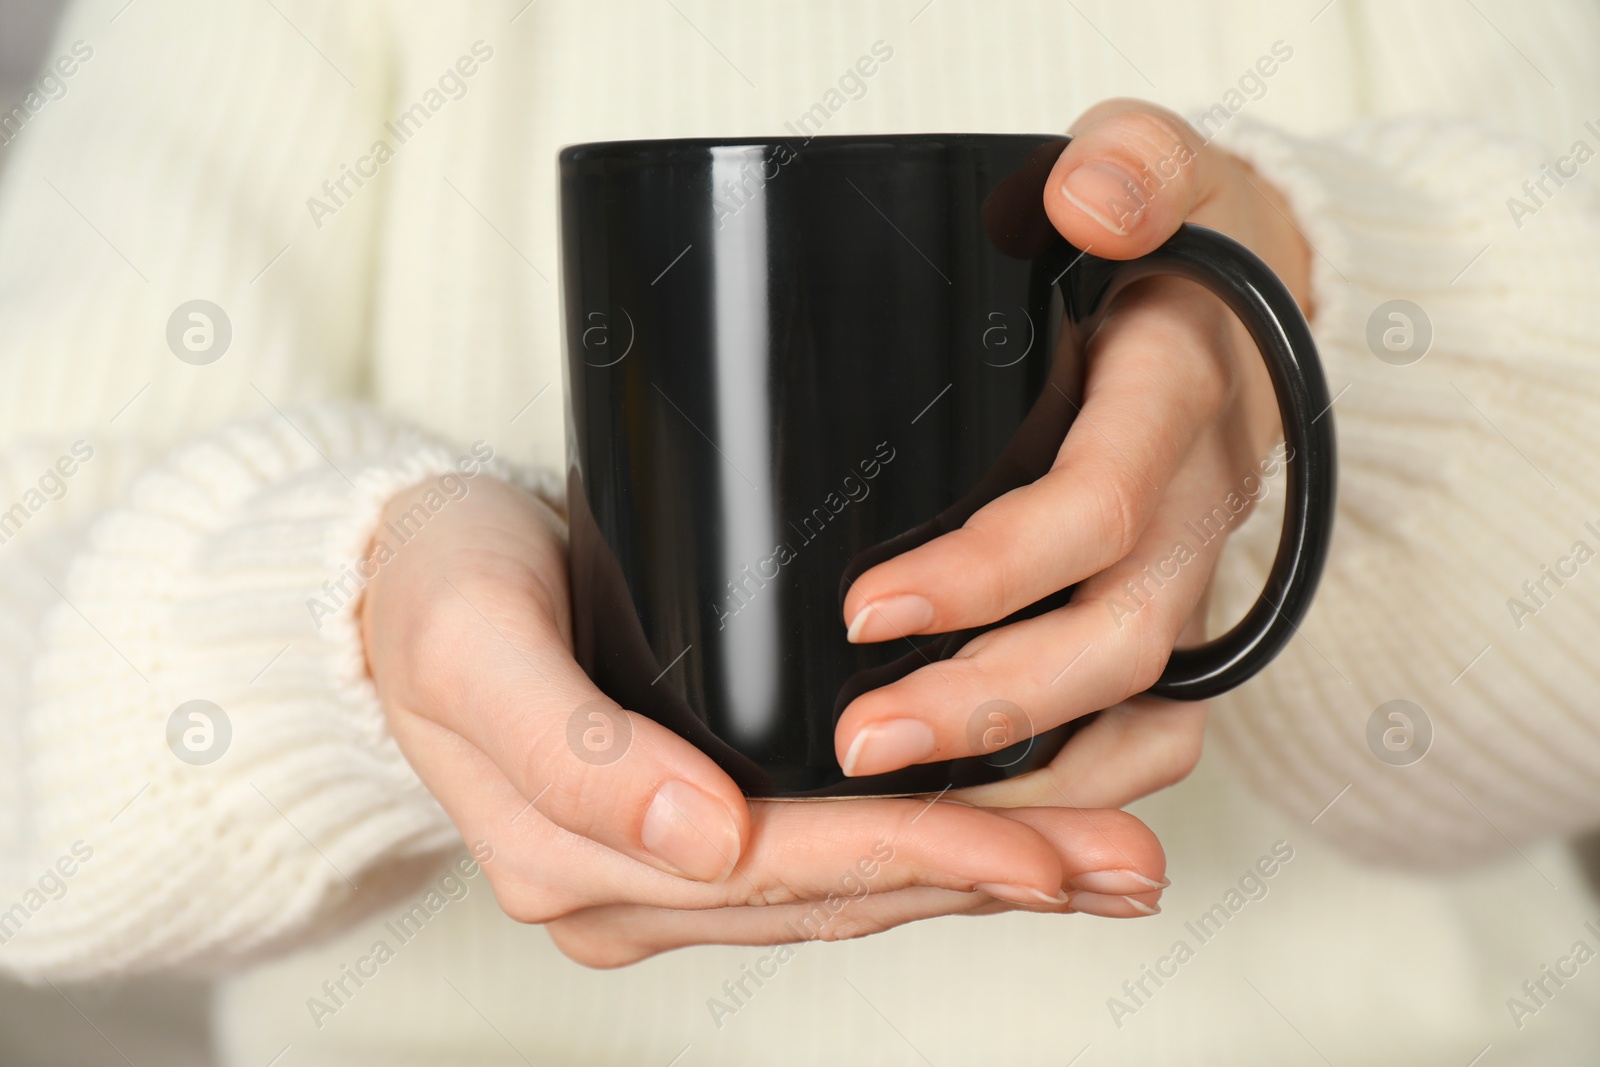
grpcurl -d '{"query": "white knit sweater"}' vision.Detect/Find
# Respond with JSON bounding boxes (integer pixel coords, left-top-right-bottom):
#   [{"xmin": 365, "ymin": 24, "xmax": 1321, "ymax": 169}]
[{"xmin": 3, "ymin": 0, "xmax": 1600, "ymax": 1063}]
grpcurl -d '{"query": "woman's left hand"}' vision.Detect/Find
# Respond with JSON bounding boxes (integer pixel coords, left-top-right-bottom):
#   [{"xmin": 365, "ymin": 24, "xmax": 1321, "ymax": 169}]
[{"xmin": 835, "ymin": 99, "xmax": 1313, "ymax": 810}]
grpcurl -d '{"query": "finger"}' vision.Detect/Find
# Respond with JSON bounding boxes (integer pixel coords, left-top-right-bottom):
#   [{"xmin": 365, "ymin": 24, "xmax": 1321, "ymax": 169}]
[
  {"xmin": 546, "ymin": 807, "xmax": 1164, "ymax": 967},
  {"xmin": 994, "ymin": 806, "xmax": 1167, "ymax": 916},
  {"xmin": 1046, "ymin": 98, "xmax": 1226, "ymax": 258},
  {"xmin": 546, "ymin": 887, "xmax": 998, "ymax": 968},
  {"xmin": 951, "ymin": 697, "xmax": 1208, "ymax": 811},
  {"xmin": 409, "ymin": 718, "xmax": 1081, "ymax": 916},
  {"xmin": 581, "ymin": 797, "xmax": 1074, "ymax": 910},
  {"xmin": 842, "ymin": 279, "xmax": 1233, "ymax": 641},
  {"xmin": 403, "ymin": 562, "xmax": 751, "ymax": 885},
  {"xmin": 836, "ymin": 438, "xmax": 1243, "ymax": 776}
]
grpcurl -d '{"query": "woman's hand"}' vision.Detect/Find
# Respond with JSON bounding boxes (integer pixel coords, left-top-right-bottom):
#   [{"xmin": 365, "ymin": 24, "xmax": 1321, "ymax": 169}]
[
  {"xmin": 836, "ymin": 99, "xmax": 1313, "ymax": 808},
  {"xmin": 360, "ymin": 474, "xmax": 1169, "ymax": 969}
]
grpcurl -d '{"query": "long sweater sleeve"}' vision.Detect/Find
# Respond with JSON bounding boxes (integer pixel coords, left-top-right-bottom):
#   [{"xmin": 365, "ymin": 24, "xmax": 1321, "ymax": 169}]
[
  {"xmin": 4, "ymin": 0, "xmax": 1598, "ymax": 995},
  {"xmin": 0, "ymin": 0, "xmax": 500, "ymax": 979},
  {"xmin": 1204, "ymin": 104, "xmax": 1600, "ymax": 868},
  {"xmin": 0, "ymin": 412, "xmax": 493, "ymax": 979}
]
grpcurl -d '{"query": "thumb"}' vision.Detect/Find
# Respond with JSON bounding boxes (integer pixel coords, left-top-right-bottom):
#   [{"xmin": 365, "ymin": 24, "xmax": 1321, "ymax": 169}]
[{"xmin": 1044, "ymin": 99, "xmax": 1224, "ymax": 260}]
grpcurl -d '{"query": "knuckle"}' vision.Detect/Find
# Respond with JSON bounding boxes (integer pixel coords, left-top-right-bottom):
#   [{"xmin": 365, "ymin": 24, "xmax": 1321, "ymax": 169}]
[
  {"xmin": 988, "ymin": 549, "xmax": 1036, "ymax": 619},
  {"xmin": 888, "ymin": 800, "xmax": 939, "ymax": 854},
  {"xmin": 1159, "ymin": 735, "xmax": 1203, "ymax": 787},
  {"xmin": 1090, "ymin": 467, "xmax": 1145, "ymax": 563},
  {"xmin": 572, "ymin": 787, "xmax": 627, "ymax": 844},
  {"xmin": 546, "ymin": 919, "xmax": 654, "ymax": 970},
  {"xmin": 785, "ymin": 899, "xmax": 870, "ymax": 943},
  {"xmin": 1121, "ymin": 616, "xmax": 1174, "ymax": 698},
  {"xmin": 516, "ymin": 710, "xmax": 566, "ymax": 785},
  {"xmin": 947, "ymin": 521, "xmax": 1024, "ymax": 620},
  {"xmin": 491, "ymin": 878, "xmax": 577, "ymax": 927},
  {"xmin": 404, "ymin": 592, "xmax": 480, "ymax": 710},
  {"xmin": 740, "ymin": 883, "xmax": 802, "ymax": 908},
  {"xmin": 1159, "ymin": 709, "xmax": 1207, "ymax": 783},
  {"xmin": 515, "ymin": 716, "xmax": 556, "ymax": 789},
  {"xmin": 520, "ymin": 695, "xmax": 643, "ymax": 837},
  {"xmin": 1114, "ymin": 106, "xmax": 1203, "ymax": 168},
  {"xmin": 1193, "ymin": 316, "xmax": 1247, "ymax": 412},
  {"xmin": 1102, "ymin": 107, "xmax": 1207, "ymax": 216}
]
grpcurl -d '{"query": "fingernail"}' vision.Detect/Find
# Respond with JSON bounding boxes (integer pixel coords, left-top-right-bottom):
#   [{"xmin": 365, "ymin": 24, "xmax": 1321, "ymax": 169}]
[
  {"xmin": 841, "ymin": 718, "xmax": 937, "ymax": 777},
  {"xmin": 846, "ymin": 594, "xmax": 935, "ymax": 643},
  {"xmin": 1068, "ymin": 891, "xmax": 1161, "ymax": 917},
  {"xmin": 975, "ymin": 882, "xmax": 1071, "ymax": 906},
  {"xmin": 641, "ymin": 780, "xmax": 741, "ymax": 883},
  {"xmin": 1061, "ymin": 160, "xmax": 1146, "ymax": 236},
  {"xmin": 1066, "ymin": 869, "xmax": 1170, "ymax": 894}
]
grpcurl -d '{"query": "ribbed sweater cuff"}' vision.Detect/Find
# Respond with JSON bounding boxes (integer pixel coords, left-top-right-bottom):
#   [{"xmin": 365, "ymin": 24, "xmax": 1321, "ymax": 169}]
[{"xmin": 4, "ymin": 407, "xmax": 557, "ymax": 978}]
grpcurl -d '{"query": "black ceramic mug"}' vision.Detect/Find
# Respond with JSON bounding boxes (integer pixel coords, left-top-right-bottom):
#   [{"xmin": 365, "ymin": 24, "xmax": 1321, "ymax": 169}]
[{"xmin": 559, "ymin": 133, "xmax": 1335, "ymax": 799}]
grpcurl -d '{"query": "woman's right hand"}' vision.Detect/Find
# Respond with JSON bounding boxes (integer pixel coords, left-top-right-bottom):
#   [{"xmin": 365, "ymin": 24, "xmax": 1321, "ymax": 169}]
[{"xmin": 360, "ymin": 474, "xmax": 1168, "ymax": 968}]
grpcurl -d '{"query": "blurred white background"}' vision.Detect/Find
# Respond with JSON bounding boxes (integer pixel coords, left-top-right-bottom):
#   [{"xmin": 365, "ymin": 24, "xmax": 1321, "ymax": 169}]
[{"xmin": 1, "ymin": 6, "xmax": 213, "ymax": 1065}]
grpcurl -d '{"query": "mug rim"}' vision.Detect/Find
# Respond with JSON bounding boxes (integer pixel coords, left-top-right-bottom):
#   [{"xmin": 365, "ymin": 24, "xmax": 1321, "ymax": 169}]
[{"xmin": 558, "ymin": 131, "xmax": 1065, "ymax": 166}]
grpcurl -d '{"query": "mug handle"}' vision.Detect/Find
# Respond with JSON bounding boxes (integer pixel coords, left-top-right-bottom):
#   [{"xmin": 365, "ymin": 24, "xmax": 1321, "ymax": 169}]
[{"xmin": 1064, "ymin": 223, "xmax": 1337, "ymax": 701}]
